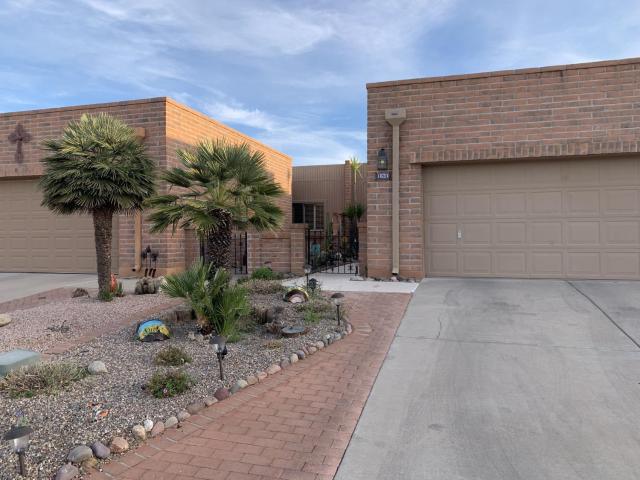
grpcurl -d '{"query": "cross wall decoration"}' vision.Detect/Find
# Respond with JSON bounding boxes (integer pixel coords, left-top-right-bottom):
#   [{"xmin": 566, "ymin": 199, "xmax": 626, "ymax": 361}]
[{"xmin": 8, "ymin": 123, "xmax": 32, "ymax": 163}]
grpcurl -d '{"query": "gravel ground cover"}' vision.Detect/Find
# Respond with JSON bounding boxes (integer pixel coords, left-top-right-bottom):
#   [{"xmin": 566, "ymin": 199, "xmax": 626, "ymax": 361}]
[
  {"xmin": 0, "ymin": 286, "xmax": 340, "ymax": 479},
  {"xmin": 1, "ymin": 294, "xmax": 176, "ymax": 354}
]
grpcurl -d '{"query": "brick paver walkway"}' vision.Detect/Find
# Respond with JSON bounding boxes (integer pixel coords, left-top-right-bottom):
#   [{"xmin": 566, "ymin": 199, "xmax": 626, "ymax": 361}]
[{"xmin": 90, "ymin": 292, "xmax": 411, "ymax": 480}]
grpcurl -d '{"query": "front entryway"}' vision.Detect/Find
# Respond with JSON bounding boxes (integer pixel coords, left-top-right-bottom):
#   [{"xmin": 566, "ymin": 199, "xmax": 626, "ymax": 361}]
[{"xmin": 424, "ymin": 157, "xmax": 640, "ymax": 278}]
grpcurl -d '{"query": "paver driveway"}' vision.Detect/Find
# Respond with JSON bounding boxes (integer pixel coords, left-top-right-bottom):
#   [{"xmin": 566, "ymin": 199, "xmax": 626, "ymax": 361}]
[{"xmin": 337, "ymin": 278, "xmax": 640, "ymax": 480}]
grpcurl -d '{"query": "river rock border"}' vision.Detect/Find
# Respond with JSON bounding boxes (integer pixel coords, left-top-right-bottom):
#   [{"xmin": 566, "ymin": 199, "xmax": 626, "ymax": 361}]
[{"xmin": 54, "ymin": 319, "xmax": 354, "ymax": 480}]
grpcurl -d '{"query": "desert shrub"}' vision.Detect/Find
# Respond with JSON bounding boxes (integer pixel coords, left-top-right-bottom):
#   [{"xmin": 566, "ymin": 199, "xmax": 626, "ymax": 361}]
[
  {"xmin": 162, "ymin": 260, "xmax": 250, "ymax": 336},
  {"xmin": 98, "ymin": 290, "xmax": 113, "ymax": 302},
  {"xmin": 154, "ymin": 346, "xmax": 192, "ymax": 366},
  {"xmin": 264, "ymin": 339, "xmax": 283, "ymax": 350},
  {"xmin": 0, "ymin": 362, "xmax": 88, "ymax": 398},
  {"xmin": 114, "ymin": 281, "xmax": 125, "ymax": 297},
  {"xmin": 147, "ymin": 370, "xmax": 193, "ymax": 398},
  {"xmin": 251, "ymin": 266, "xmax": 281, "ymax": 280},
  {"xmin": 244, "ymin": 279, "xmax": 285, "ymax": 295},
  {"xmin": 303, "ymin": 308, "xmax": 321, "ymax": 324}
]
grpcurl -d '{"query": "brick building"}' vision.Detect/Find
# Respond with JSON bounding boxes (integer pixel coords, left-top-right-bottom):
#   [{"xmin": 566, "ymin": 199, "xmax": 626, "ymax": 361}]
[
  {"xmin": 367, "ymin": 57, "xmax": 640, "ymax": 280},
  {"xmin": 0, "ymin": 97, "xmax": 292, "ymax": 276}
]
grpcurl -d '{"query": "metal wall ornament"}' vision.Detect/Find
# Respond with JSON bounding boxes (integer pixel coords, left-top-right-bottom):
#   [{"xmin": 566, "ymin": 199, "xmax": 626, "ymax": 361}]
[{"xmin": 8, "ymin": 124, "xmax": 32, "ymax": 164}]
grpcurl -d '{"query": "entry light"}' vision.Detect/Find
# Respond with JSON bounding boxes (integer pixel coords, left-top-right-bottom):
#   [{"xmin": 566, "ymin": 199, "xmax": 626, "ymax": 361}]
[
  {"xmin": 210, "ymin": 335, "xmax": 228, "ymax": 381},
  {"xmin": 303, "ymin": 264, "xmax": 312, "ymax": 287},
  {"xmin": 331, "ymin": 292, "xmax": 345, "ymax": 326},
  {"xmin": 377, "ymin": 148, "xmax": 388, "ymax": 170}
]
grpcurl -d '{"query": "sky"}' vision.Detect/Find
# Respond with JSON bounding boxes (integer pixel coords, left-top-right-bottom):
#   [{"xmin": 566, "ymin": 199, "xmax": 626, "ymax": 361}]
[{"xmin": 1, "ymin": 0, "xmax": 640, "ymax": 165}]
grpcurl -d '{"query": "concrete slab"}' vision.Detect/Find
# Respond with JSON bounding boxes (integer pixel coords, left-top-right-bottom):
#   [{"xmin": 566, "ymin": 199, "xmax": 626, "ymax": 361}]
[
  {"xmin": 0, "ymin": 349, "xmax": 41, "ymax": 376},
  {"xmin": 336, "ymin": 278, "xmax": 640, "ymax": 480},
  {"xmin": 283, "ymin": 273, "xmax": 418, "ymax": 293}
]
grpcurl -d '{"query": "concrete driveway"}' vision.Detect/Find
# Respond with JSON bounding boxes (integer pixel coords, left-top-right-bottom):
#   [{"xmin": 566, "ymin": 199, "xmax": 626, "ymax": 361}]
[
  {"xmin": 0, "ymin": 273, "xmax": 97, "ymax": 303},
  {"xmin": 336, "ymin": 278, "xmax": 640, "ymax": 480}
]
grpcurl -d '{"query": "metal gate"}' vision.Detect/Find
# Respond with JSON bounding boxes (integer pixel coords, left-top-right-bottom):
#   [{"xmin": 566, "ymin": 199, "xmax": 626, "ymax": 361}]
[
  {"xmin": 199, "ymin": 231, "xmax": 248, "ymax": 275},
  {"xmin": 305, "ymin": 226, "xmax": 359, "ymax": 274}
]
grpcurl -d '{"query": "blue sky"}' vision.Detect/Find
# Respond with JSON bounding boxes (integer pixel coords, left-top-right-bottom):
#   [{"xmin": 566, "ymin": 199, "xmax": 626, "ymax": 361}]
[{"xmin": 1, "ymin": 0, "xmax": 639, "ymax": 165}]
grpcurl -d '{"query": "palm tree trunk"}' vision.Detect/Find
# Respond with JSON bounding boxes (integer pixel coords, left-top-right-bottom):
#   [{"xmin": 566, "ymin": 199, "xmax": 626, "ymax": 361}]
[
  {"xmin": 205, "ymin": 211, "xmax": 232, "ymax": 271},
  {"xmin": 93, "ymin": 209, "xmax": 113, "ymax": 297}
]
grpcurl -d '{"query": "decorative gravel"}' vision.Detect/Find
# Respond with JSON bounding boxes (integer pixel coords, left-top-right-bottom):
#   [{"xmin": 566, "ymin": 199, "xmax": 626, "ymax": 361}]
[
  {"xmin": 0, "ymin": 289, "xmax": 341, "ymax": 479},
  {"xmin": 1, "ymin": 294, "xmax": 176, "ymax": 353}
]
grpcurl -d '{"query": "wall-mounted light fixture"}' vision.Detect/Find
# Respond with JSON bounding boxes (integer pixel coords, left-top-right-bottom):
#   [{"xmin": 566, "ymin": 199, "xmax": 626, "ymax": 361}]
[{"xmin": 377, "ymin": 148, "xmax": 388, "ymax": 170}]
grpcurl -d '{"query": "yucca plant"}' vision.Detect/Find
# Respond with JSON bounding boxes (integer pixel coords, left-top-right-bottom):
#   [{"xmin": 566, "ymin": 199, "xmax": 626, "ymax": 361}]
[
  {"xmin": 147, "ymin": 139, "xmax": 283, "ymax": 270},
  {"xmin": 347, "ymin": 155, "xmax": 362, "ymax": 204},
  {"xmin": 161, "ymin": 260, "xmax": 249, "ymax": 335},
  {"xmin": 40, "ymin": 114, "xmax": 155, "ymax": 298}
]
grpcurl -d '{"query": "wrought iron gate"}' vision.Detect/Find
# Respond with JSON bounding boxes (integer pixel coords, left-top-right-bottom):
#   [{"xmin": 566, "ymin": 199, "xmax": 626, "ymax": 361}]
[
  {"xmin": 305, "ymin": 226, "xmax": 359, "ymax": 274},
  {"xmin": 199, "ymin": 231, "xmax": 248, "ymax": 274}
]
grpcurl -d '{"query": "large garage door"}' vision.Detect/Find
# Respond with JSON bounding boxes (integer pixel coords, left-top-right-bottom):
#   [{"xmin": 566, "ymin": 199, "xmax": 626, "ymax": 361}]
[
  {"xmin": 0, "ymin": 179, "xmax": 97, "ymax": 273},
  {"xmin": 424, "ymin": 157, "xmax": 640, "ymax": 279}
]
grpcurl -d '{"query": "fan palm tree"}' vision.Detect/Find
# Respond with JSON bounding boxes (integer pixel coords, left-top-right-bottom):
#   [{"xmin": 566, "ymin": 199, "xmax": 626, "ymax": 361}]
[
  {"xmin": 40, "ymin": 113, "xmax": 155, "ymax": 299},
  {"xmin": 147, "ymin": 139, "xmax": 284, "ymax": 270}
]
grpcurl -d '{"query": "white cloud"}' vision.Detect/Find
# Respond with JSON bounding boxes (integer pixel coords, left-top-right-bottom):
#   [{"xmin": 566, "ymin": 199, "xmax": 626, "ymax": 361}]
[{"xmin": 206, "ymin": 102, "xmax": 278, "ymax": 131}]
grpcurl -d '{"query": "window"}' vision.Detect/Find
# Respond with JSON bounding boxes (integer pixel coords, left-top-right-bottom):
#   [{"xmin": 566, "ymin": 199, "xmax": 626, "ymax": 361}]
[{"xmin": 292, "ymin": 203, "xmax": 324, "ymax": 230}]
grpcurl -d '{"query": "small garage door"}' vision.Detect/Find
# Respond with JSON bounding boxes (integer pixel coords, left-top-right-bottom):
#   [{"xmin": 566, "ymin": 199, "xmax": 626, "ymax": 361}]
[
  {"xmin": 424, "ymin": 157, "xmax": 640, "ymax": 279},
  {"xmin": 0, "ymin": 179, "xmax": 98, "ymax": 273}
]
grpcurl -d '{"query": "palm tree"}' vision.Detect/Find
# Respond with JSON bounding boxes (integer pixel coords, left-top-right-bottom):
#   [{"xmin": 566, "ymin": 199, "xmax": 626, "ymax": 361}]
[
  {"xmin": 347, "ymin": 155, "xmax": 361, "ymax": 204},
  {"xmin": 147, "ymin": 139, "xmax": 284, "ymax": 270},
  {"xmin": 40, "ymin": 113, "xmax": 155, "ymax": 298}
]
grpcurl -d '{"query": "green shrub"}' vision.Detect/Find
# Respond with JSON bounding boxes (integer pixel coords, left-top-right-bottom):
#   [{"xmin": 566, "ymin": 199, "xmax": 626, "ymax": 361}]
[
  {"xmin": 244, "ymin": 279, "xmax": 285, "ymax": 295},
  {"xmin": 114, "ymin": 281, "xmax": 125, "ymax": 297},
  {"xmin": 98, "ymin": 290, "xmax": 113, "ymax": 302},
  {"xmin": 0, "ymin": 362, "xmax": 88, "ymax": 398},
  {"xmin": 147, "ymin": 370, "xmax": 193, "ymax": 398},
  {"xmin": 251, "ymin": 266, "xmax": 281, "ymax": 280},
  {"xmin": 154, "ymin": 346, "xmax": 192, "ymax": 366},
  {"xmin": 162, "ymin": 260, "xmax": 250, "ymax": 336},
  {"xmin": 264, "ymin": 339, "xmax": 283, "ymax": 350},
  {"xmin": 303, "ymin": 309, "xmax": 320, "ymax": 324}
]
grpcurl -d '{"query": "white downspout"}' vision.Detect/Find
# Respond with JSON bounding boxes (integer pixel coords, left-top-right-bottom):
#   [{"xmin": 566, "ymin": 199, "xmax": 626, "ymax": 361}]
[{"xmin": 385, "ymin": 108, "xmax": 406, "ymax": 276}]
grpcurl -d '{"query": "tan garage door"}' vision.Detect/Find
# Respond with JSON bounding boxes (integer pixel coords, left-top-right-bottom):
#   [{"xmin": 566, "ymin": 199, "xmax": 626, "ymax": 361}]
[
  {"xmin": 0, "ymin": 179, "xmax": 97, "ymax": 273},
  {"xmin": 424, "ymin": 157, "xmax": 640, "ymax": 279}
]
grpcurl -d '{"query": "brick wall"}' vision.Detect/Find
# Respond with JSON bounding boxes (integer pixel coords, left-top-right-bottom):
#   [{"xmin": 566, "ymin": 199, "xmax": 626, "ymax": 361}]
[
  {"xmin": 165, "ymin": 98, "xmax": 293, "ymax": 274},
  {"xmin": 1, "ymin": 97, "xmax": 292, "ymax": 276},
  {"xmin": 367, "ymin": 57, "xmax": 640, "ymax": 278}
]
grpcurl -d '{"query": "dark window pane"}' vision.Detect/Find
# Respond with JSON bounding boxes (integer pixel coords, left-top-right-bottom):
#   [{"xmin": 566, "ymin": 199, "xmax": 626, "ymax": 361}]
[{"xmin": 293, "ymin": 203, "xmax": 304, "ymax": 223}]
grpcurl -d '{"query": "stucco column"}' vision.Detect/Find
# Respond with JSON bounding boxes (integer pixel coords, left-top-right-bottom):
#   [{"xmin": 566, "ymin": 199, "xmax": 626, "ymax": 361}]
[{"xmin": 385, "ymin": 108, "xmax": 406, "ymax": 275}]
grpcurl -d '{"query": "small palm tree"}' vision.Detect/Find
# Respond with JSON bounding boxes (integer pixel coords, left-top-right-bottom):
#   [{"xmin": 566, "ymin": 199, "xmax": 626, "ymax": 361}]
[
  {"xmin": 147, "ymin": 139, "xmax": 284, "ymax": 270},
  {"xmin": 40, "ymin": 114, "xmax": 155, "ymax": 299}
]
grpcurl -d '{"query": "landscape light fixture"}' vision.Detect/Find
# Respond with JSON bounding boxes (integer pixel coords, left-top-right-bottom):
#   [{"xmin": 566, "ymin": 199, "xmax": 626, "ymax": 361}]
[
  {"xmin": 377, "ymin": 148, "xmax": 388, "ymax": 170},
  {"xmin": 304, "ymin": 264, "xmax": 312, "ymax": 287},
  {"xmin": 3, "ymin": 425, "xmax": 33, "ymax": 476},
  {"xmin": 308, "ymin": 278, "xmax": 318, "ymax": 293},
  {"xmin": 210, "ymin": 335, "xmax": 228, "ymax": 381},
  {"xmin": 331, "ymin": 292, "xmax": 345, "ymax": 326}
]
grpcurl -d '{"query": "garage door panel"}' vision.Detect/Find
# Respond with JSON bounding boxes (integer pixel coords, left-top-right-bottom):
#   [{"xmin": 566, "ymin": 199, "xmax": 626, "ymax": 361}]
[
  {"xmin": 494, "ymin": 193, "xmax": 526, "ymax": 216},
  {"xmin": 495, "ymin": 222, "xmax": 526, "ymax": 245},
  {"xmin": 495, "ymin": 252, "xmax": 527, "ymax": 275},
  {"xmin": 566, "ymin": 190, "xmax": 600, "ymax": 215},
  {"xmin": 424, "ymin": 156, "xmax": 640, "ymax": 279}
]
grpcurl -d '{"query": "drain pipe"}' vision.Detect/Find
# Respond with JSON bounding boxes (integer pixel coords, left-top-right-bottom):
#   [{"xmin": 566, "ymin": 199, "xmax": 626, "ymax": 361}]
[{"xmin": 385, "ymin": 108, "xmax": 406, "ymax": 276}]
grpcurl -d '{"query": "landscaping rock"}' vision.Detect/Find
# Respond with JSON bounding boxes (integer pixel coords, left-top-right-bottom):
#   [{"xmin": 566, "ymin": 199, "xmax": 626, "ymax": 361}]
[
  {"xmin": 186, "ymin": 401, "xmax": 206, "ymax": 414},
  {"xmin": 71, "ymin": 288, "xmax": 89, "ymax": 298},
  {"xmin": 325, "ymin": 334, "xmax": 333, "ymax": 345},
  {"xmin": 67, "ymin": 445, "xmax": 93, "ymax": 464},
  {"xmin": 346, "ymin": 323, "xmax": 353, "ymax": 334},
  {"xmin": 230, "ymin": 379, "xmax": 248, "ymax": 394},
  {"xmin": 55, "ymin": 464, "xmax": 79, "ymax": 480},
  {"xmin": 246, "ymin": 375, "xmax": 258, "ymax": 386},
  {"xmin": 177, "ymin": 411, "xmax": 191, "ymax": 422},
  {"xmin": 266, "ymin": 364, "xmax": 281, "ymax": 375},
  {"xmin": 279, "ymin": 357, "xmax": 291, "ymax": 368},
  {"xmin": 204, "ymin": 396, "xmax": 218, "ymax": 407},
  {"xmin": 165, "ymin": 416, "xmax": 179, "ymax": 429},
  {"xmin": 296, "ymin": 350, "xmax": 306, "ymax": 360},
  {"xmin": 308, "ymin": 346, "xmax": 317, "ymax": 354},
  {"xmin": 132, "ymin": 425, "xmax": 146, "ymax": 442},
  {"xmin": 109, "ymin": 437, "xmax": 129, "ymax": 454},
  {"xmin": 315, "ymin": 341, "xmax": 325, "ymax": 349},
  {"xmin": 82, "ymin": 457, "xmax": 99, "ymax": 470},
  {"xmin": 90, "ymin": 441, "xmax": 110, "ymax": 459},
  {"xmin": 214, "ymin": 387, "xmax": 230, "ymax": 401},
  {"xmin": 290, "ymin": 353, "xmax": 299, "ymax": 363},
  {"xmin": 143, "ymin": 419, "xmax": 154, "ymax": 432},
  {"xmin": 0, "ymin": 314, "xmax": 11, "ymax": 327},
  {"xmin": 257, "ymin": 371, "xmax": 268, "ymax": 382},
  {"xmin": 87, "ymin": 360, "xmax": 107, "ymax": 375},
  {"xmin": 150, "ymin": 421, "xmax": 165, "ymax": 438}
]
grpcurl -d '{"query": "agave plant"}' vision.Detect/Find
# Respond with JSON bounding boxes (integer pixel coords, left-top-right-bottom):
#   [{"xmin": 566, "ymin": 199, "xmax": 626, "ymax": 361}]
[{"xmin": 161, "ymin": 260, "xmax": 249, "ymax": 336}]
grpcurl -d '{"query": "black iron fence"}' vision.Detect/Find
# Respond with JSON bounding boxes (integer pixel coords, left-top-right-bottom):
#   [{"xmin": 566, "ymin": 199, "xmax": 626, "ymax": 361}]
[
  {"xmin": 305, "ymin": 226, "xmax": 359, "ymax": 275},
  {"xmin": 199, "ymin": 231, "xmax": 248, "ymax": 275}
]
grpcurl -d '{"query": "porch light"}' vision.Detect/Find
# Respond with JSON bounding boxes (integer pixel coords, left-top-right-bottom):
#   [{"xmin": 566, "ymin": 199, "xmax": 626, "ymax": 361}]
[
  {"xmin": 210, "ymin": 335, "xmax": 228, "ymax": 381},
  {"xmin": 331, "ymin": 292, "xmax": 345, "ymax": 326},
  {"xmin": 377, "ymin": 148, "xmax": 388, "ymax": 170},
  {"xmin": 304, "ymin": 264, "xmax": 312, "ymax": 287},
  {"xmin": 3, "ymin": 425, "xmax": 33, "ymax": 476}
]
